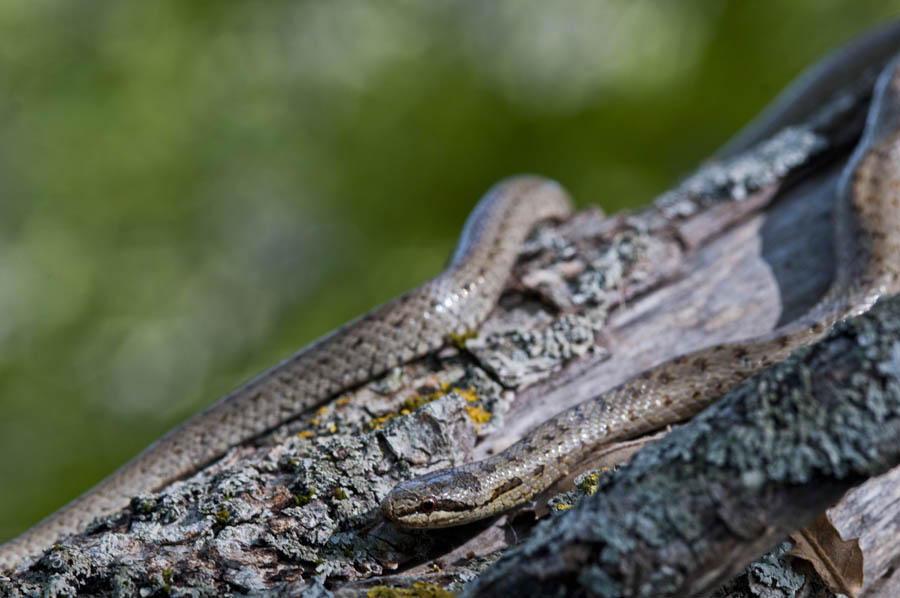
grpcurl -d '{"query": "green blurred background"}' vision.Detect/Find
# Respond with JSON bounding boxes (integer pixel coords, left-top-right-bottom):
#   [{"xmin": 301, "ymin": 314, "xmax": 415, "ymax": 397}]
[{"xmin": 1, "ymin": 1, "xmax": 898, "ymax": 542}]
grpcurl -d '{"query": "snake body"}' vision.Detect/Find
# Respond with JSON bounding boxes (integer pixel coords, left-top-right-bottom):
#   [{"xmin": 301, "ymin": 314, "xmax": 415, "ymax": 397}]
[
  {"xmin": 381, "ymin": 54, "xmax": 900, "ymax": 528},
  {"xmin": 5, "ymin": 23, "xmax": 900, "ymax": 573},
  {"xmin": 0, "ymin": 177, "xmax": 573, "ymax": 571}
]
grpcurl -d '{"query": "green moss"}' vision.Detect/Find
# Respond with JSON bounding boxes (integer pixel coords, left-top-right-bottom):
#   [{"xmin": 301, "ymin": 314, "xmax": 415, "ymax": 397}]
[
  {"xmin": 294, "ymin": 487, "xmax": 316, "ymax": 506},
  {"xmin": 162, "ymin": 569, "xmax": 174, "ymax": 595},
  {"xmin": 448, "ymin": 328, "xmax": 479, "ymax": 349},
  {"xmin": 214, "ymin": 506, "xmax": 231, "ymax": 526}
]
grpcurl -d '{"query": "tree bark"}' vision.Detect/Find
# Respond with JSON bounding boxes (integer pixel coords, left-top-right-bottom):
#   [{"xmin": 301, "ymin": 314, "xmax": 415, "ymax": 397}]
[{"xmin": 2, "ymin": 41, "xmax": 899, "ymax": 598}]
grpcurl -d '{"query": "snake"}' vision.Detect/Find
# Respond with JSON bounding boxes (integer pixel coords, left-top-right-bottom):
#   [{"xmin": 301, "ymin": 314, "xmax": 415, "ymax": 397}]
[
  {"xmin": 4, "ymin": 23, "xmax": 900, "ymax": 574},
  {"xmin": 0, "ymin": 177, "xmax": 573, "ymax": 571},
  {"xmin": 380, "ymin": 46, "xmax": 900, "ymax": 527}
]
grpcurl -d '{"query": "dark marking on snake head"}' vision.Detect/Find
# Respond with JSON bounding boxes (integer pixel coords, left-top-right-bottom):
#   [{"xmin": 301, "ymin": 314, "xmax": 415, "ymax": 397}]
[
  {"xmin": 658, "ymin": 372, "xmax": 672, "ymax": 385},
  {"xmin": 394, "ymin": 498, "xmax": 471, "ymax": 518},
  {"xmin": 434, "ymin": 499, "xmax": 471, "ymax": 513},
  {"xmin": 693, "ymin": 358, "xmax": 708, "ymax": 372},
  {"xmin": 531, "ymin": 464, "xmax": 545, "ymax": 478},
  {"xmin": 733, "ymin": 347, "xmax": 748, "ymax": 360}
]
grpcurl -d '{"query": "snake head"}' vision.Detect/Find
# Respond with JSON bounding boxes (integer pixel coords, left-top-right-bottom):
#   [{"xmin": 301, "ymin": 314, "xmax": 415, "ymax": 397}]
[{"xmin": 381, "ymin": 469, "xmax": 482, "ymax": 528}]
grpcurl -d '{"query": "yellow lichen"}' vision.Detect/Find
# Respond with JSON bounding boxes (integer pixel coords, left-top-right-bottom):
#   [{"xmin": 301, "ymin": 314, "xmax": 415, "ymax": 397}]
[
  {"xmin": 456, "ymin": 386, "xmax": 478, "ymax": 402},
  {"xmin": 367, "ymin": 413, "xmax": 397, "ymax": 431},
  {"xmin": 577, "ymin": 470, "xmax": 607, "ymax": 496},
  {"xmin": 402, "ymin": 394, "xmax": 428, "ymax": 412},
  {"xmin": 367, "ymin": 581, "xmax": 456, "ymax": 598},
  {"xmin": 328, "ymin": 424, "xmax": 337, "ymax": 433},
  {"xmin": 465, "ymin": 405, "xmax": 491, "ymax": 424},
  {"xmin": 555, "ymin": 503, "xmax": 573, "ymax": 511},
  {"xmin": 298, "ymin": 430, "xmax": 315, "ymax": 438},
  {"xmin": 336, "ymin": 395, "xmax": 351, "ymax": 407},
  {"xmin": 316, "ymin": 406, "xmax": 328, "ymax": 416},
  {"xmin": 402, "ymin": 382, "xmax": 454, "ymax": 412}
]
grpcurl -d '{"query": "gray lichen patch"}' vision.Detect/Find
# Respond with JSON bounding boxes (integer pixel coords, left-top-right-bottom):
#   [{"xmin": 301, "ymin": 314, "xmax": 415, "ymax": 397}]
[
  {"xmin": 378, "ymin": 392, "xmax": 478, "ymax": 471},
  {"xmin": 465, "ymin": 312, "xmax": 605, "ymax": 388},
  {"xmin": 655, "ymin": 127, "xmax": 826, "ymax": 219},
  {"xmin": 516, "ymin": 207, "xmax": 669, "ymax": 316},
  {"xmin": 711, "ymin": 541, "xmax": 812, "ymax": 598},
  {"xmin": 464, "ymin": 218, "xmax": 619, "ymax": 393},
  {"xmin": 519, "ymin": 220, "xmax": 580, "ymax": 260},
  {"xmin": 568, "ymin": 218, "xmax": 663, "ymax": 308}
]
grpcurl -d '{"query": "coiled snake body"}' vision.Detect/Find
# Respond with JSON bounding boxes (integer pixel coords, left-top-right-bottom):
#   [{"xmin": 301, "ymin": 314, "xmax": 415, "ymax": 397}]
[
  {"xmin": 4, "ymin": 25, "xmax": 900, "ymax": 571},
  {"xmin": 380, "ymin": 54, "xmax": 900, "ymax": 527}
]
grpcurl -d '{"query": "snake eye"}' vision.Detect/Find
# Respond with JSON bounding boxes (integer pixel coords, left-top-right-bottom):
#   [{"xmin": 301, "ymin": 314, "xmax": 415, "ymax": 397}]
[{"xmin": 420, "ymin": 498, "xmax": 436, "ymax": 513}]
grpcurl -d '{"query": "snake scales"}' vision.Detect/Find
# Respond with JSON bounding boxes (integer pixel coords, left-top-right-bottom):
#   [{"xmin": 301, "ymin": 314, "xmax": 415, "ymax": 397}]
[
  {"xmin": 3, "ymin": 23, "xmax": 900, "ymax": 572},
  {"xmin": 380, "ymin": 50, "xmax": 900, "ymax": 526}
]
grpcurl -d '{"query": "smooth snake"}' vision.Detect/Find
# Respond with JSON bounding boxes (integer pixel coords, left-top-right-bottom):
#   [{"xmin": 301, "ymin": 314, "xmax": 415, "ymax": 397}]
[{"xmin": 3, "ymin": 21, "xmax": 900, "ymax": 571}]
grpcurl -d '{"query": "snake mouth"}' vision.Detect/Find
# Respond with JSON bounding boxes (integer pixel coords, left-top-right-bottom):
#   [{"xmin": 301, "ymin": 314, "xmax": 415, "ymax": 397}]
[{"xmin": 380, "ymin": 495, "xmax": 398, "ymax": 521}]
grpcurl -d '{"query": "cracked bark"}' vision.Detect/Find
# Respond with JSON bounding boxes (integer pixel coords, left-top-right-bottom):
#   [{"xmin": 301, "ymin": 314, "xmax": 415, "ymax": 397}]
[{"xmin": 3, "ymin": 37, "xmax": 900, "ymax": 598}]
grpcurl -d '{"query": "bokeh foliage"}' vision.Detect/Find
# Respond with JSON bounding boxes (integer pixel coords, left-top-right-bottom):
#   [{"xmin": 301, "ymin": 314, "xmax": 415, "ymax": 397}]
[{"xmin": 0, "ymin": 1, "xmax": 897, "ymax": 541}]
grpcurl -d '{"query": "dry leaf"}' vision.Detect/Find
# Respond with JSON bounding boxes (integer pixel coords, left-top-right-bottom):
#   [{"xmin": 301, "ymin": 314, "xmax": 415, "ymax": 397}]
[{"xmin": 789, "ymin": 512, "xmax": 864, "ymax": 596}]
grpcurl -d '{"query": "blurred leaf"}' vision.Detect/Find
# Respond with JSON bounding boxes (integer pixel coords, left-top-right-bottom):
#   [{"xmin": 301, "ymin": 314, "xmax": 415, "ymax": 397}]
[{"xmin": 789, "ymin": 512, "xmax": 864, "ymax": 596}]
